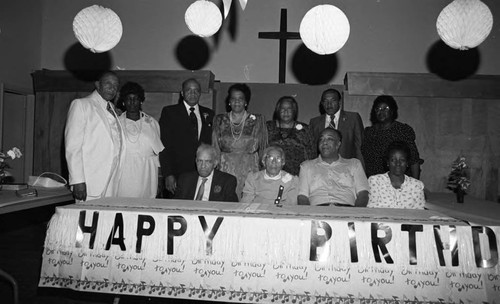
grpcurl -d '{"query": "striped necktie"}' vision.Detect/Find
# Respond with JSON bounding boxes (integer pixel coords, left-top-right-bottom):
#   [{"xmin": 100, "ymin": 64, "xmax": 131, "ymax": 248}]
[{"xmin": 328, "ymin": 115, "xmax": 336, "ymax": 129}]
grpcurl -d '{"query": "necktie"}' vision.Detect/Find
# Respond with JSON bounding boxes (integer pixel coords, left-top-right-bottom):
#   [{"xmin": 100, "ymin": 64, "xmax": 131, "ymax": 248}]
[
  {"xmin": 195, "ymin": 178, "xmax": 208, "ymax": 201},
  {"xmin": 189, "ymin": 107, "xmax": 198, "ymax": 139},
  {"xmin": 107, "ymin": 102, "xmax": 116, "ymax": 118},
  {"xmin": 328, "ymin": 115, "xmax": 336, "ymax": 129}
]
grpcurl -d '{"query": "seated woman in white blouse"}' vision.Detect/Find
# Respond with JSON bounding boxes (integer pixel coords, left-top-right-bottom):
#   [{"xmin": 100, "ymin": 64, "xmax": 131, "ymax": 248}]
[
  {"xmin": 241, "ymin": 146, "xmax": 298, "ymax": 205},
  {"xmin": 367, "ymin": 141, "xmax": 425, "ymax": 209}
]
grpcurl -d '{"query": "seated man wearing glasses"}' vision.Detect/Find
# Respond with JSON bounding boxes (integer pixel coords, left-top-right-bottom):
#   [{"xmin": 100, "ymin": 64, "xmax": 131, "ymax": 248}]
[
  {"xmin": 298, "ymin": 128, "xmax": 369, "ymax": 207},
  {"xmin": 241, "ymin": 145, "xmax": 298, "ymax": 205}
]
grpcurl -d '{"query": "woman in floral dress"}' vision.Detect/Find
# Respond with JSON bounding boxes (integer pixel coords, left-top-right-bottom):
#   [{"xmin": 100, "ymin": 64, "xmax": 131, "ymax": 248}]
[{"xmin": 212, "ymin": 83, "xmax": 268, "ymax": 198}]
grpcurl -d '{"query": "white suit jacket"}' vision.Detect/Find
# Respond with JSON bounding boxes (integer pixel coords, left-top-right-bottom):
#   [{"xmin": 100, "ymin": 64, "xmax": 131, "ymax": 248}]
[{"xmin": 65, "ymin": 90, "xmax": 123, "ymax": 199}]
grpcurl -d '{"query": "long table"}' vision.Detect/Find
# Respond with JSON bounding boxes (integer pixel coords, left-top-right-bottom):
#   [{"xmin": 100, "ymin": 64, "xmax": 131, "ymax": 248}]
[
  {"xmin": 1, "ymin": 186, "xmax": 73, "ymax": 304},
  {"xmin": 39, "ymin": 196, "xmax": 500, "ymax": 303},
  {"xmin": 0, "ymin": 187, "xmax": 73, "ymax": 214}
]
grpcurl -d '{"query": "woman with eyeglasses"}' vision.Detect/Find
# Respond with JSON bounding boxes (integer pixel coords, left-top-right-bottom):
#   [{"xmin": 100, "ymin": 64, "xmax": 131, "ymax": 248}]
[
  {"xmin": 241, "ymin": 146, "xmax": 298, "ymax": 205},
  {"xmin": 266, "ymin": 96, "xmax": 315, "ymax": 176},
  {"xmin": 361, "ymin": 95, "xmax": 421, "ymax": 179}
]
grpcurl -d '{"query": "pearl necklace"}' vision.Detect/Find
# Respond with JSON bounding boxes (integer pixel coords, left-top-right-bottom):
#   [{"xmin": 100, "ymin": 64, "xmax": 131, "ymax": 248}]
[
  {"xmin": 125, "ymin": 112, "xmax": 143, "ymax": 144},
  {"xmin": 229, "ymin": 111, "xmax": 247, "ymax": 141}
]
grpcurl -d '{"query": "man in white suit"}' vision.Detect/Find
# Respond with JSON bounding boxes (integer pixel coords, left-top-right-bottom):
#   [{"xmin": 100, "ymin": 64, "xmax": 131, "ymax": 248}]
[{"xmin": 65, "ymin": 71, "xmax": 123, "ymax": 201}]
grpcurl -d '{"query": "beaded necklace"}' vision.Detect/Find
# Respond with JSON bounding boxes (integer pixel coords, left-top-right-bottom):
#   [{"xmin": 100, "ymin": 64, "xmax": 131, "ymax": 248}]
[
  {"xmin": 229, "ymin": 111, "xmax": 247, "ymax": 141},
  {"xmin": 125, "ymin": 112, "xmax": 143, "ymax": 144}
]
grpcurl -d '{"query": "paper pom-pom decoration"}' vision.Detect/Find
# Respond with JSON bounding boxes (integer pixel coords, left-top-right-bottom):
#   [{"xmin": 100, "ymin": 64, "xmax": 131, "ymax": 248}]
[
  {"xmin": 185, "ymin": 0, "xmax": 223, "ymax": 37},
  {"xmin": 73, "ymin": 5, "xmax": 123, "ymax": 53},
  {"xmin": 299, "ymin": 5, "xmax": 350, "ymax": 55},
  {"xmin": 437, "ymin": 0, "xmax": 493, "ymax": 50}
]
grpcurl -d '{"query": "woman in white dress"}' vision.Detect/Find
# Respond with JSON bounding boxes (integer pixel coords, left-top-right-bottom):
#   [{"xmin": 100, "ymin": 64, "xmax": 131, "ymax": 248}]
[{"xmin": 115, "ymin": 82, "xmax": 164, "ymax": 198}]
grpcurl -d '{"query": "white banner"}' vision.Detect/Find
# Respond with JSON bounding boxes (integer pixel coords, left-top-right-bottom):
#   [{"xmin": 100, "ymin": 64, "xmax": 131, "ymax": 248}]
[{"xmin": 40, "ymin": 203, "xmax": 500, "ymax": 303}]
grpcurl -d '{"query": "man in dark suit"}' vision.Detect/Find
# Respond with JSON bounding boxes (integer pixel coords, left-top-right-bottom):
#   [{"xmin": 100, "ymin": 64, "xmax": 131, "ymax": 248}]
[
  {"xmin": 309, "ymin": 88, "xmax": 364, "ymax": 164},
  {"xmin": 159, "ymin": 78, "xmax": 215, "ymax": 196},
  {"xmin": 174, "ymin": 144, "xmax": 238, "ymax": 202}
]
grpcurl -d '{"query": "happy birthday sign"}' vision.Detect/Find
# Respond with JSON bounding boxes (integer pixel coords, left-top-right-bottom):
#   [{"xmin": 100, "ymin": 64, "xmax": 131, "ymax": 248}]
[{"xmin": 39, "ymin": 201, "xmax": 500, "ymax": 303}]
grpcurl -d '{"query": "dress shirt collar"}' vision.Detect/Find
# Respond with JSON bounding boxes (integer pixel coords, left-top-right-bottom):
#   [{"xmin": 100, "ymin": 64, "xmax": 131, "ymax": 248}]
[
  {"xmin": 325, "ymin": 111, "xmax": 340, "ymax": 128},
  {"xmin": 199, "ymin": 170, "xmax": 214, "ymax": 182},
  {"xmin": 318, "ymin": 155, "xmax": 343, "ymax": 166},
  {"xmin": 383, "ymin": 172, "xmax": 409, "ymax": 190},
  {"xmin": 183, "ymin": 101, "xmax": 199, "ymax": 115}
]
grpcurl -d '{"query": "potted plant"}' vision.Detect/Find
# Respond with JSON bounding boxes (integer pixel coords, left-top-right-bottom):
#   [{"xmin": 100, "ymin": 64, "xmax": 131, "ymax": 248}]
[
  {"xmin": 446, "ymin": 156, "xmax": 471, "ymax": 203},
  {"xmin": 0, "ymin": 147, "xmax": 23, "ymax": 188}
]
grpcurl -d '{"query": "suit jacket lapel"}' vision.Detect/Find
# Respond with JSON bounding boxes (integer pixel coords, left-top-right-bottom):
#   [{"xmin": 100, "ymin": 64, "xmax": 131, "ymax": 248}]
[
  {"xmin": 177, "ymin": 103, "xmax": 199, "ymax": 141},
  {"xmin": 91, "ymin": 92, "xmax": 113, "ymax": 140},
  {"xmin": 337, "ymin": 111, "xmax": 346, "ymax": 131},
  {"xmin": 187, "ymin": 173, "xmax": 199, "ymax": 200},
  {"xmin": 208, "ymin": 170, "xmax": 220, "ymax": 200}
]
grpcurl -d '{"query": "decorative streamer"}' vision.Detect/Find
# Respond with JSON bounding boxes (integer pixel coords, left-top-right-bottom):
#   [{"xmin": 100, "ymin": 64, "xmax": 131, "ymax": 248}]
[{"xmin": 222, "ymin": 0, "xmax": 248, "ymax": 19}]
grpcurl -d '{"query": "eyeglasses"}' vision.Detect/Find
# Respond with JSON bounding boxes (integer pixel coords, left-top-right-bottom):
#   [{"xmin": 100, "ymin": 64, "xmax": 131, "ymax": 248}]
[
  {"xmin": 375, "ymin": 105, "xmax": 391, "ymax": 112},
  {"xmin": 266, "ymin": 156, "xmax": 283, "ymax": 163}
]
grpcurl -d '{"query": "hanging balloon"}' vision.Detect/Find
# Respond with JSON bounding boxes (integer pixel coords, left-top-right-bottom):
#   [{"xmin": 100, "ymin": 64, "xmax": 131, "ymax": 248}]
[
  {"xmin": 436, "ymin": 0, "xmax": 493, "ymax": 50},
  {"xmin": 185, "ymin": 0, "xmax": 223, "ymax": 37},
  {"xmin": 299, "ymin": 5, "xmax": 350, "ymax": 55},
  {"xmin": 73, "ymin": 5, "xmax": 123, "ymax": 53}
]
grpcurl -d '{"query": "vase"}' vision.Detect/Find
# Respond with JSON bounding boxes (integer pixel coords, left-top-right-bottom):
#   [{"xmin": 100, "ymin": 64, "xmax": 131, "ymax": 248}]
[{"xmin": 455, "ymin": 188, "xmax": 464, "ymax": 204}]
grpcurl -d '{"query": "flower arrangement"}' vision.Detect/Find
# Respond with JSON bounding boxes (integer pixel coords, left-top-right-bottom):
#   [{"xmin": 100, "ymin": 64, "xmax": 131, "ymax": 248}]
[
  {"xmin": 0, "ymin": 147, "xmax": 23, "ymax": 183},
  {"xmin": 447, "ymin": 156, "xmax": 471, "ymax": 202}
]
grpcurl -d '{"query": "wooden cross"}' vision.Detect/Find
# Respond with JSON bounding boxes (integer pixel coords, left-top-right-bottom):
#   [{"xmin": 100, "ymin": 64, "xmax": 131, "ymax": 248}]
[{"xmin": 258, "ymin": 8, "xmax": 301, "ymax": 83}]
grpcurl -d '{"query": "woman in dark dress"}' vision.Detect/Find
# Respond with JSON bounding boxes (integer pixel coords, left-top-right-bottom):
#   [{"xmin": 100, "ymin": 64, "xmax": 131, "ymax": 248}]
[
  {"xmin": 266, "ymin": 96, "xmax": 316, "ymax": 176},
  {"xmin": 361, "ymin": 95, "xmax": 421, "ymax": 179}
]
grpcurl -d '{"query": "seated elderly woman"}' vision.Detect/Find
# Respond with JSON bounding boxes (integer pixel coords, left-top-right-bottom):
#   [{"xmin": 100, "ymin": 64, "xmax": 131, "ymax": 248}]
[
  {"xmin": 241, "ymin": 146, "xmax": 298, "ymax": 205},
  {"xmin": 367, "ymin": 141, "xmax": 425, "ymax": 209}
]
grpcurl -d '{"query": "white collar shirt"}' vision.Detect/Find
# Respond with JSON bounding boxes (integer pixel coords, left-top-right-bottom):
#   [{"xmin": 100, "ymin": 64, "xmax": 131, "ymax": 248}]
[
  {"xmin": 194, "ymin": 171, "xmax": 214, "ymax": 201},
  {"xmin": 324, "ymin": 111, "xmax": 340, "ymax": 129}
]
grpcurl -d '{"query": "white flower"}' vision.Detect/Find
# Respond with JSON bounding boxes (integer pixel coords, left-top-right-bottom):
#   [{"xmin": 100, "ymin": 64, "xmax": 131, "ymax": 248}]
[
  {"xmin": 295, "ymin": 124, "xmax": 303, "ymax": 130},
  {"xmin": 281, "ymin": 172, "xmax": 292, "ymax": 183},
  {"xmin": 249, "ymin": 114, "xmax": 256, "ymax": 120},
  {"xmin": 7, "ymin": 147, "xmax": 22, "ymax": 159},
  {"xmin": 7, "ymin": 150, "xmax": 16, "ymax": 159}
]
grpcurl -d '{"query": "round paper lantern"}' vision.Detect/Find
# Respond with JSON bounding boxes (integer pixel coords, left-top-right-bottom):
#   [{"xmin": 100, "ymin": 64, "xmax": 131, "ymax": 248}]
[
  {"xmin": 73, "ymin": 5, "xmax": 123, "ymax": 53},
  {"xmin": 436, "ymin": 0, "xmax": 493, "ymax": 50},
  {"xmin": 185, "ymin": 0, "xmax": 222, "ymax": 37},
  {"xmin": 299, "ymin": 5, "xmax": 350, "ymax": 55}
]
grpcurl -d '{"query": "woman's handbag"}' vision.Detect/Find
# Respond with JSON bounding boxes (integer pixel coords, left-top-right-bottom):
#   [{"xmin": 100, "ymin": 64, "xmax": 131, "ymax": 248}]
[{"xmin": 28, "ymin": 172, "xmax": 67, "ymax": 188}]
